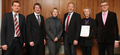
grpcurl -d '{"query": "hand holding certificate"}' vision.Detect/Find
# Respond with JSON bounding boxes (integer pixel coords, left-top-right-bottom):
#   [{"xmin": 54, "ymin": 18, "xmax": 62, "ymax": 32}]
[{"xmin": 80, "ymin": 25, "xmax": 90, "ymax": 37}]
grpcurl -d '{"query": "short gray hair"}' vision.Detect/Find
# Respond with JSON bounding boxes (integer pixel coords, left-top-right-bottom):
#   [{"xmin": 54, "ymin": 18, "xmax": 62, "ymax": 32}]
[
  {"xmin": 67, "ymin": 2, "xmax": 75, "ymax": 7},
  {"xmin": 83, "ymin": 7, "xmax": 91, "ymax": 16}
]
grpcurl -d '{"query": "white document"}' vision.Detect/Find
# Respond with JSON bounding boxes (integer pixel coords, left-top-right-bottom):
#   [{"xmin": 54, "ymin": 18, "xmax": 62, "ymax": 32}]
[{"xmin": 80, "ymin": 25, "xmax": 90, "ymax": 37}]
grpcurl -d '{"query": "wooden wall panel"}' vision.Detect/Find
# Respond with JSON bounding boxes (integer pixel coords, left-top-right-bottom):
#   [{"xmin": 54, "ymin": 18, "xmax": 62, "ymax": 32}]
[{"xmin": 2, "ymin": 0, "xmax": 120, "ymax": 55}]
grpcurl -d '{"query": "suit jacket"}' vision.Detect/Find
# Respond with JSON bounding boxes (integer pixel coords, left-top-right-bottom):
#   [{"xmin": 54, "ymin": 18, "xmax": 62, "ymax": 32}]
[
  {"xmin": 63, "ymin": 12, "xmax": 81, "ymax": 43},
  {"xmin": 26, "ymin": 13, "xmax": 45, "ymax": 45},
  {"xmin": 95, "ymin": 11, "xmax": 119, "ymax": 43},
  {"xmin": 46, "ymin": 17, "xmax": 63, "ymax": 41},
  {"xmin": 1, "ymin": 12, "xmax": 25, "ymax": 48},
  {"xmin": 79, "ymin": 18, "xmax": 97, "ymax": 46}
]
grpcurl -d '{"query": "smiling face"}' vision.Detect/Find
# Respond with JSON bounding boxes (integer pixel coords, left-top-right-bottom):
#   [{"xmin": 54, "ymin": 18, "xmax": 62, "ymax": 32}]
[
  {"xmin": 84, "ymin": 9, "xmax": 90, "ymax": 17},
  {"xmin": 67, "ymin": 3, "xmax": 75, "ymax": 13},
  {"xmin": 34, "ymin": 5, "xmax": 41, "ymax": 14},
  {"xmin": 12, "ymin": 2, "xmax": 21, "ymax": 12},
  {"xmin": 100, "ymin": 2, "xmax": 109, "ymax": 11},
  {"xmin": 52, "ymin": 9, "xmax": 58, "ymax": 17}
]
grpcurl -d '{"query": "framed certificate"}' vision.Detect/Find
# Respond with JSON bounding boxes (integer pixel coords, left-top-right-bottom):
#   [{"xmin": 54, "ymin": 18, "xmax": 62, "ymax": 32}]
[{"xmin": 80, "ymin": 25, "xmax": 90, "ymax": 37}]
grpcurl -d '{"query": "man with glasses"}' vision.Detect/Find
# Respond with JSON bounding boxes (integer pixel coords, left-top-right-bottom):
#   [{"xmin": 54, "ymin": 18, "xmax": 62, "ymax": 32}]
[{"xmin": 95, "ymin": 1, "xmax": 119, "ymax": 55}]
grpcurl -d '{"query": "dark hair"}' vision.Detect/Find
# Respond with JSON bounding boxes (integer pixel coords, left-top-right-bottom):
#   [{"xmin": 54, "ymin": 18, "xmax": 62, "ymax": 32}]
[
  {"xmin": 33, "ymin": 3, "xmax": 42, "ymax": 10},
  {"xmin": 67, "ymin": 2, "xmax": 75, "ymax": 8},
  {"xmin": 12, "ymin": 1, "xmax": 21, "ymax": 6},
  {"xmin": 100, "ymin": 1, "xmax": 108, "ymax": 5}
]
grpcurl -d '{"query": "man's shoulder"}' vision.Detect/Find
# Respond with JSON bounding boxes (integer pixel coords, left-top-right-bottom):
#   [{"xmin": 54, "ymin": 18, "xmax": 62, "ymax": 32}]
[{"xmin": 3, "ymin": 12, "xmax": 12, "ymax": 16}]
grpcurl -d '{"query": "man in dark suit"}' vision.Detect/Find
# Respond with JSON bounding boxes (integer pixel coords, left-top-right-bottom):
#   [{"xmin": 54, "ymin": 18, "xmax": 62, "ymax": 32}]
[
  {"xmin": 95, "ymin": 1, "xmax": 119, "ymax": 55},
  {"xmin": 63, "ymin": 2, "xmax": 81, "ymax": 55},
  {"xmin": 1, "ymin": 1, "xmax": 25, "ymax": 55},
  {"xmin": 26, "ymin": 3, "xmax": 46, "ymax": 55}
]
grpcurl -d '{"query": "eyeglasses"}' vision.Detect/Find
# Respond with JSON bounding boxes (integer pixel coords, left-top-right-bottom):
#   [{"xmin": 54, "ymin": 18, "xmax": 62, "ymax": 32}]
[{"xmin": 101, "ymin": 4, "xmax": 108, "ymax": 7}]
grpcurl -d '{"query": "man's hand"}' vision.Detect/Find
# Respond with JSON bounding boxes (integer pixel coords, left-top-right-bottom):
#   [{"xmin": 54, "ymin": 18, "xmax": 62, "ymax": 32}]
[
  {"xmin": 115, "ymin": 42, "xmax": 119, "ymax": 48},
  {"xmin": 23, "ymin": 43, "xmax": 26, "ymax": 47},
  {"xmin": 44, "ymin": 39, "xmax": 46, "ymax": 45},
  {"xmin": 2, "ymin": 45, "xmax": 7, "ymax": 50},
  {"xmin": 54, "ymin": 37, "xmax": 58, "ymax": 42},
  {"xmin": 29, "ymin": 41, "xmax": 34, "ymax": 46},
  {"xmin": 73, "ymin": 40, "xmax": 78, "ymax": 45}
]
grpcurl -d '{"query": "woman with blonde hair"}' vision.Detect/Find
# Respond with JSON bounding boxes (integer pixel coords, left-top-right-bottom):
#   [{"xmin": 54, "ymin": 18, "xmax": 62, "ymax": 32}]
[
  {"xmin": 46, "ymin": 8, "xmax": 63, "ymax": 55},
  {"xmin": 79, "ymin": 7, "xmax": 97, "ymax": 55}
]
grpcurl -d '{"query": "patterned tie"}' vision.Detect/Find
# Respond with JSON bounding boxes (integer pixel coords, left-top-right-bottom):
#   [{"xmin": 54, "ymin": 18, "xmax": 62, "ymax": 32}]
[
  {"xmin": 14, "ymin": 14, "xmax": 21, "ymax": 37},
  {"xmin": 103, "ymin": 13, "xmax": 106, "ymax": 25},
  {"xmin": 66, "ymin": 14, "xmax": 71, "ymax": 33}
]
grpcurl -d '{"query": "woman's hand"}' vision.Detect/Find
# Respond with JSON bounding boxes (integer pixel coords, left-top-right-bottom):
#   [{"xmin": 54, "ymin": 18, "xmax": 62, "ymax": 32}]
[{"xmin": 54, "ymin": 37, "xmax": 58, "ymax": 42}]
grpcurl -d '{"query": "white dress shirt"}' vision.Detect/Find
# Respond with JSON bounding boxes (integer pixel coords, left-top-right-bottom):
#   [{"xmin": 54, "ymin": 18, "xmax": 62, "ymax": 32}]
[
  {"xmin": 64, "ymin": 12, "xmax": 74, "ymax": 31},
  {"xmin": 34, "ymin": 12, "xmax": 41, "ymax": 21},
  {"xmin": 12, "ymin": 11, "xmax": 19, "ymax": 37}
]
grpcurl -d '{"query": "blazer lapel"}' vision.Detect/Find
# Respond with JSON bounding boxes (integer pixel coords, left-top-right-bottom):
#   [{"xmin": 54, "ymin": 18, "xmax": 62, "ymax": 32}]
[
  {"xmin": 10, "ymin": 12, "xmax": 14, "ymax": 25},
  {"xmin": 56, "ymin": 18, "xmax": 59, "ymax": 27},
  {"xmin": 105, "ymin": 11, "xmax": 110, "ymax": 25},
  {"xmin": 69, "ymin": 12, "xmax": 74, "ymax": 25},
  {"xmin": 100, "ymin": 12, "xmax": 104, "ymax": 26},
  {"xmin": 10, "ymin": 12, "xmax": 15, "ymax": 33},
  {"xmin": 19, "ymin": 14, "xmax": 22, "ymax": 27},
  {"xmin": 51, "ymin": 18, "xmax": 55, "ymax": 26},
  {"xmin": 82, "ymin": 18, "xmax": 85, "ymax": 25},
  {"xmin": 33, "ymin": 13, "xmax": 40, "ymax": 26},
  {"xmin": 88, "ymin": 18, "xmax": 91, "ymax": 25}
]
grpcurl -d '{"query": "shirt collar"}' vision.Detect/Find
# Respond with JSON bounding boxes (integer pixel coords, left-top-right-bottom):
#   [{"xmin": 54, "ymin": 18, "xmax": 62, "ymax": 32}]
[
  {"xmin": 12, "ymin": 11, "xmax": 19, "ymax": 16},
  {"xmin": 34, "ymin": 12, "xmax": 40, "ymax": 16},
  {"xmin": 102, "ymin": 10, "xmax": 108, "ymax": 15},
  {"xmin": 68, "ymin": 11, "xmax": 74, "ymax": 15}
]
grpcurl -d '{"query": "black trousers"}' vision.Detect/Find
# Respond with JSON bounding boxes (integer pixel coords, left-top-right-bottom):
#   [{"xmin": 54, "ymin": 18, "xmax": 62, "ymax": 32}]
[
  {"xmin": 81, "ymin": 46, "xmax": 92, "ymax": 55},
  {"xmin": 64, "ymin": 33, "xmax": 77, "ymax": 55},
  {"xmin": 4, "ymin": 37, "xmax": 22, "ymax": 55},
  {"xmin": 98, "ymin": 42, "xmax": 114, "ymax": 55},
  {"xmin": 29, "ymin": 42, "xmax": 44, "ymax": 55}
]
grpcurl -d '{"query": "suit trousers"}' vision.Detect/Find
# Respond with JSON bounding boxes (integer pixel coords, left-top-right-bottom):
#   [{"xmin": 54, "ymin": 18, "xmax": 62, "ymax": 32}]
[
  {"xmin": 29, "ymin": 42, "xmax": 44, "ymax": 55},
  {"xmin": 64, "ymin": 33, "xmax": 77, "ymax": 55},
  {"xmin": 4, "ymin": 37, "xmax": 22, "ymax": 55},
  {"xmin": 98, "ymin": 42, "xmax": 114, "ymax": 55},
  {"xmin": 47, "ymin": 39, "xmax": 61, "ymax": 55}
]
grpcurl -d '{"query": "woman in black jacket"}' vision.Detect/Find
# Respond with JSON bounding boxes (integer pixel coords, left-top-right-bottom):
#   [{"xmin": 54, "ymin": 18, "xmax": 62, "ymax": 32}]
[{"xmin": 79, "ymin": 7, "xmax": 97, "ymax": 55}]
